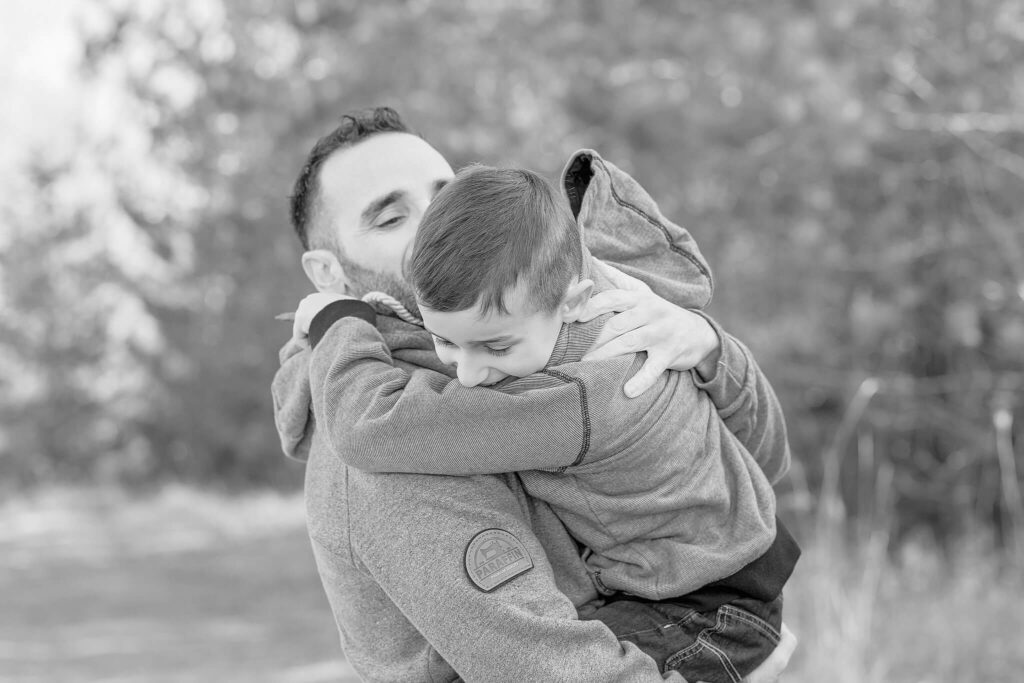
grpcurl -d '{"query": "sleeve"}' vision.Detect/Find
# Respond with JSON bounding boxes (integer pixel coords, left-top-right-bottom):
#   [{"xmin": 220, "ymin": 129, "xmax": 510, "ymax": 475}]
[
  {"xmin": 271, "ymin": 342, "xmax": 314, "ymax": 463},
  {"xmin": 336, "ymin": 470, "xmax": 680, "ymax": 683},
  {"xmin": 309, "ymin": 536, "xmax": 455, "ymax": 683},
  {"xmin": 308, "ymin": 310, "xmax": 589, "ymax": 475},
  {"xmin": 690, "ymin": 312, "xmax": 792, "ymax": 485}
]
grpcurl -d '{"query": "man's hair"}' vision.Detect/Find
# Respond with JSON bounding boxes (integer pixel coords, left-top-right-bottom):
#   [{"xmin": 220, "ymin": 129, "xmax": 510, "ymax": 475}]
[
  {"xmin": 289, "ymin": 106, "xmax": 412, "ymax": 250},
  {"xmin": 410, "ymin": 165, "xmax": 583, "ymax": 316}
]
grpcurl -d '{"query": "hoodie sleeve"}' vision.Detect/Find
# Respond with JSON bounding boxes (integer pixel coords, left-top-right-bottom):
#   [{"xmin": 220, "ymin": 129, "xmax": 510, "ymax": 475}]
[
  {"xmin": 271, "ymin": 341, "xmax": 315, "ymax": 463},
  {"xmin": 307, "ymin": 305, "xmax": 590, "ymax": 475},
  {"xmin": 691, "ymin": 312, "xmax": 792, "ymax": 485}
]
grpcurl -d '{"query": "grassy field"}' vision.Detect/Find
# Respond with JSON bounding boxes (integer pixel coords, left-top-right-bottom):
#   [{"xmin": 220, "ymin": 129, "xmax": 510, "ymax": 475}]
[
  {"xmin": 0, "ymin": 488, "xmax": 356, "ymax": 683},
  {"xmin": 1, "ymin": 487, "xmax": 1022, "ymax": 682}
]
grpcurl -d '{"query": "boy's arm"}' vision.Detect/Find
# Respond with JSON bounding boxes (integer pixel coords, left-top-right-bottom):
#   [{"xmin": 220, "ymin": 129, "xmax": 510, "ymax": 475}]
[
  {"xmin": 579, "ymin": 265, "xmax": 791, "ymax": 485},
  {"xmin": 307, "ymin": 300, "xmax": 588, "ymax": 475}
]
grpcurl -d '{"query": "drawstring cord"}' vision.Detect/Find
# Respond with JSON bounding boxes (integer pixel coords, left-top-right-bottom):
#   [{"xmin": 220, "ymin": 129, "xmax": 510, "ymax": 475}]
[{"xmin": 361, "ymin": 291, "xmax": 422, "ymax": 326}]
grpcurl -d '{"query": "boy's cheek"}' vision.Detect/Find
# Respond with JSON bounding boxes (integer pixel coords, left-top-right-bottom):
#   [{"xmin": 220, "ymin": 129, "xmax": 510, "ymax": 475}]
[
  {"xmin": 432, "ymin": 345, "xmax": 454, "ymax": 365},
  {"xmin": 504, "ymin": 352, "xmax": 546, "ymax": 378}
]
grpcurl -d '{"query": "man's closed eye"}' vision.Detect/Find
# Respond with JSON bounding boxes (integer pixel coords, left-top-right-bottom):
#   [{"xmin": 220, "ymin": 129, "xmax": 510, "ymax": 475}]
[{"xmin": 375, "ymin": 213, "xmax": 407, "ymax": 229}]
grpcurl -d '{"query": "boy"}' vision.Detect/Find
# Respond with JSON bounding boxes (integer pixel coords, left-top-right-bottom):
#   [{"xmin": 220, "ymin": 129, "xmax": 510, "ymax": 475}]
[{"xmin": 292, "ymin": 165, "xmax": 798, "ymax": 682}]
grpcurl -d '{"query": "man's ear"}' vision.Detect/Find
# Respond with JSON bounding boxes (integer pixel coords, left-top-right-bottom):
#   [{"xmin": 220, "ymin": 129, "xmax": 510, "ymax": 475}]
[
  {"xmin": 301, "ymin": 249, "xmax": 349, "ymax": 294},
  {"xmin": 560, "ymin": 278, "xmax": 594, "ymax": 323}
]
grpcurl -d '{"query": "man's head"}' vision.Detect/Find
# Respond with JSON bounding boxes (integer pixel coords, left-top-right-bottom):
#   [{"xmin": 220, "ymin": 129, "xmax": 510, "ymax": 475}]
[
  {"xmin": 290, "ymin": 107, "xmax": 454, "ymax": 311},
  {"xmin": 409, "ymin": 166, "xmax": 593, "ymax": 387}
]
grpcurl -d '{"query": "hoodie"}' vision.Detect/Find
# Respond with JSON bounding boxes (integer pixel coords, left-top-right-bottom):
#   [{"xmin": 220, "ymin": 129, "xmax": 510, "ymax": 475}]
[{"xmin": 271, "ymin": 150, "xmax": 792, "ymax": 681}]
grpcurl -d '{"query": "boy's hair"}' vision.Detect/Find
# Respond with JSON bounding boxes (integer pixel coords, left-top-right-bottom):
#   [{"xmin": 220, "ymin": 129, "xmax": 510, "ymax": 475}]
[
  {"xmin": 289, "ymin": 106, "xmax": 412, "ymax": 250},
  {"xmin": 410, "ymin": 165, "xmax": 583, "ymax": 316}
]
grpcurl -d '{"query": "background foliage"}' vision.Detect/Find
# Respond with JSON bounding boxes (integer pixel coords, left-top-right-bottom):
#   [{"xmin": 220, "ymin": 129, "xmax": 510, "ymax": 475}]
[{"xmin": 3, "ymin": 0, "xmax": 1024, "ymax": 550}]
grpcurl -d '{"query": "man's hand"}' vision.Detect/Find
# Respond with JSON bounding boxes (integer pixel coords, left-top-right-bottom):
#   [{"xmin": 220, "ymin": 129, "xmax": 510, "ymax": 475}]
[
  {"xmin": 579, "ymin": 261, "xmax": 721, "ymax": 398},
  {"xmin": 740, "ymin": 622, "xmax": 797, "ymax": 683},
  {"xmin": 291, "ymin": 292, "xmax": 353, "ymax": 344}
]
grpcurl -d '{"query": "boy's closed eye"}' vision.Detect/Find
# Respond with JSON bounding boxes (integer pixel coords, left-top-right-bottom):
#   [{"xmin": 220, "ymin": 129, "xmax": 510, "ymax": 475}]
[{"xmin": 432, "ymin": 335, "xmax": 512, "ymax": 357}]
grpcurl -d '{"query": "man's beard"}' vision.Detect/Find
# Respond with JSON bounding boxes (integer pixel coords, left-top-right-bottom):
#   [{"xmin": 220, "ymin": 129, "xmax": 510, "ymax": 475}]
[{"xmin": 340, "ymin": 257, "xmax": 421, "ymax": 320}]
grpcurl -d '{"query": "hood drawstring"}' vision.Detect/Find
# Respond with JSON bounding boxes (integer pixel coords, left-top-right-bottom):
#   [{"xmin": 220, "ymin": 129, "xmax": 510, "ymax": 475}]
[{"xmin": 361, "ymin": 291, "xmax": 422, "ymax": 326}]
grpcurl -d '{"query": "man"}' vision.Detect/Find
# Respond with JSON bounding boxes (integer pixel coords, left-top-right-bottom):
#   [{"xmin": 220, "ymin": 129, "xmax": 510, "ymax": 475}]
[{"xmin": 273, "ymin": 107, "xmax": 796, "ymax": 681}]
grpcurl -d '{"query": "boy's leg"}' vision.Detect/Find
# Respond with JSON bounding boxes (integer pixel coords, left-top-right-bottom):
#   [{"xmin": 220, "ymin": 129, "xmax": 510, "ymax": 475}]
[{"xmin": 583, "ymin": 594, "xmax": 783, "ymax": 683}]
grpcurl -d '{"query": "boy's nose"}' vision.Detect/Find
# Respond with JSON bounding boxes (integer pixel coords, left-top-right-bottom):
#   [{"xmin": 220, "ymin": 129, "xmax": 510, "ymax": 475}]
[
  {"xmin": 434, "ymin": 344, "xmax": 459, "ymax": 367},
  {"xmin": 456, "ymin": 361, "xmax": 489, "ymax": 388}
]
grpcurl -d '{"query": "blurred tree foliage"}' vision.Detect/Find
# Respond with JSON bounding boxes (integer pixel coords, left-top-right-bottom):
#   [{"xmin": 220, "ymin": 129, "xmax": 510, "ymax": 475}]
[{"xmin": 4, "ymin": 0, "xmax": 1024, "ymax": 546}]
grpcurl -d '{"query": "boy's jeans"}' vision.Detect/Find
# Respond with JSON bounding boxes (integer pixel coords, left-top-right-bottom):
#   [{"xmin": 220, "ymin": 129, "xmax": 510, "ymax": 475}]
[{"xmin": 584, "ymin": 593, "xmax": 783, "ymax": 683}]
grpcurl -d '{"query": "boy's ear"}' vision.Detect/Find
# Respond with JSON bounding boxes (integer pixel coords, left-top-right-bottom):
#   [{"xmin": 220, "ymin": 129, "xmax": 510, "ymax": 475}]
[
  {"xmin": 560, "ymin": 278, "xmax": 594, "ymax": 323},
  {"xmin": 301, "ymin": 249, "xmax": 349, "ymax": 294}
]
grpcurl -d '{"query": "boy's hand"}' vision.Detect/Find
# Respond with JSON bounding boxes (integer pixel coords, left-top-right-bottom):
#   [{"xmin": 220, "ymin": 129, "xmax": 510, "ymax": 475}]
[
  {"xmin": 579, "ymin": 262, "xmax": 720, "ymax": 398},
  {"xmin": 292, "ymin": 292, "xmax": 354, "ymax": 343}
]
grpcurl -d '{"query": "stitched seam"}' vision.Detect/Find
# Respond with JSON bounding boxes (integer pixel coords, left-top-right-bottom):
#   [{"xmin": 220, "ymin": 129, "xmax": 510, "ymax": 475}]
[
  {"xmin": 541, "ymin": 368, "xmax": 591, "ymax": 469},
  {"xmin": 422, "ymin": 649, "xmax": 436, "ymax": 683},
  {"xmin": 708, "ymin": 609, "xmax": 743, "ymax": 683},
  {"xmin": 700, "ymin": 637, "xmax": 742, "ymax": 683},
  {"xmin": 666, "ymin": 611, "xmax": 741, "ymax": 682},
  {"xmin": 307, "ymin": 475, "xmax": 356, "ymax": 564},
  {"xmin": 615, "ymin": 608, "xmax": 700, "ymax": 639},
  {"xmin": 343, "ymin": 466, "xmax": 356, "ymax": 565},
  {"xmin": 667, "ymin": 639, "xmax": 737, "ymax": 680},
  {"xmin": 596, "ymin": 158, "xmax": 714, "ymax": 307},
  {"xmin": 719, "ymin": 604, "xmax": 781, "ymax": 643}
]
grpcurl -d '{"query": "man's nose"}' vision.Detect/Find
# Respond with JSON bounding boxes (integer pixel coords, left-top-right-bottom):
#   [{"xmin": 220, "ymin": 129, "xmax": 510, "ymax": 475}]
[{"xmin": 456, "ymin": 359, "xmax": 489, "ymax": 388}]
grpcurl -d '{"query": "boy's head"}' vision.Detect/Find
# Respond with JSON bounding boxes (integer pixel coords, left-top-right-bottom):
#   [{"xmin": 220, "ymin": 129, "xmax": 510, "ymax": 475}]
[{"xmin": 410, "ymin": 165, "xmax": 593, "ymax": 387}]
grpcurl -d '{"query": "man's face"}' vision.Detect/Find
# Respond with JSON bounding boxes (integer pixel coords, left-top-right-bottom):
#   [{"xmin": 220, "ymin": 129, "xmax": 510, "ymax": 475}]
[
  {"xmin": 318, "ymin": 132, "xmax": 455, "ymax": 297},
  {"xmin": 421, "ymin": 284, "xmax": 565, "ymax": 388}
]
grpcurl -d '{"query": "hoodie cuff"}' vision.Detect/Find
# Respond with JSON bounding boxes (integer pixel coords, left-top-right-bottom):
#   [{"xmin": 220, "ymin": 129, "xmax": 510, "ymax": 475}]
[
  {"xmin": 690, "ymin": 310, "xmax": 728, "ymax": 386},
  {"xmin": 309, "ymin": 299, "xmax": 377, "ymax": 348}
]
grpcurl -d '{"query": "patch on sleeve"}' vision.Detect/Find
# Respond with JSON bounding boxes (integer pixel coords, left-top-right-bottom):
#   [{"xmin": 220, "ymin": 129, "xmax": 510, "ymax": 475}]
[{"xmin": 464, "ymin": 528, "xmax": 534, "ymax": 592}]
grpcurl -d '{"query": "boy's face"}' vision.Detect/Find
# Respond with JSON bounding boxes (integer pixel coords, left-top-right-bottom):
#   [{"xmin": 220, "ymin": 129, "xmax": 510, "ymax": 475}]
[{"xmin": 421, "ymin": 284, "xmax": 565, "ymax": 388}]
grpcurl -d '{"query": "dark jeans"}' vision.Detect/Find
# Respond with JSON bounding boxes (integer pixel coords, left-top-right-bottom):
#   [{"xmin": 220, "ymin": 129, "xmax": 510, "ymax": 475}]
[{"xmin": 584, "ymin": 594, "xmax": 783, "ymax": 683}]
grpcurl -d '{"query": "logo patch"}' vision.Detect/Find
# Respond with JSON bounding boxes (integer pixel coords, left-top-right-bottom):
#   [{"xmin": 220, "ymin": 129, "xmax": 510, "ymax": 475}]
[{"xmin": 464, "ymin": 528, "xmax": 534, "ymax": 592}]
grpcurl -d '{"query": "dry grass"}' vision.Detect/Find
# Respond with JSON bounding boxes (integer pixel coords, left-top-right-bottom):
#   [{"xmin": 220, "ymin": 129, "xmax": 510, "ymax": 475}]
[
  {"xmin": 783, "ymin": 518, "xmax": 1024, "ymax": 683},
  {"xmin": 1, "ymin": 486, "xmax": 1021, "ymax": 682}
]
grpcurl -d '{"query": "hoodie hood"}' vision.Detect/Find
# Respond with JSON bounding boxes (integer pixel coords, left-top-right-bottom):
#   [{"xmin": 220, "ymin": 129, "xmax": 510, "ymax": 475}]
[{"xmin": 562, "ymin": 149, "xmax": 713, "ymax": 310}]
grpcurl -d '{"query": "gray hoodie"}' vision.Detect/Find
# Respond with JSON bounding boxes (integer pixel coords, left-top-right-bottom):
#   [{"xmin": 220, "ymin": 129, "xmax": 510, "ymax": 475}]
[{"xmin": 272, "ymin": 150, "xmax": 791, "ymax": 681}]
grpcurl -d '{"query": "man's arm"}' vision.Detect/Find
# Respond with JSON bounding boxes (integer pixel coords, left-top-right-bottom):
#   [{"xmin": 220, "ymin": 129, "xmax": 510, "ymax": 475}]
[
  {"xmin": 306, "ymin": 300, "xmax": 588, "ymax": 475},
  {"xmin": 327, "ymin": 468, "xmax": 681, "ymax": 682},
  {"xmin": 308, "ymin": 535, "xmax": 456, "ymax": 682}
]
